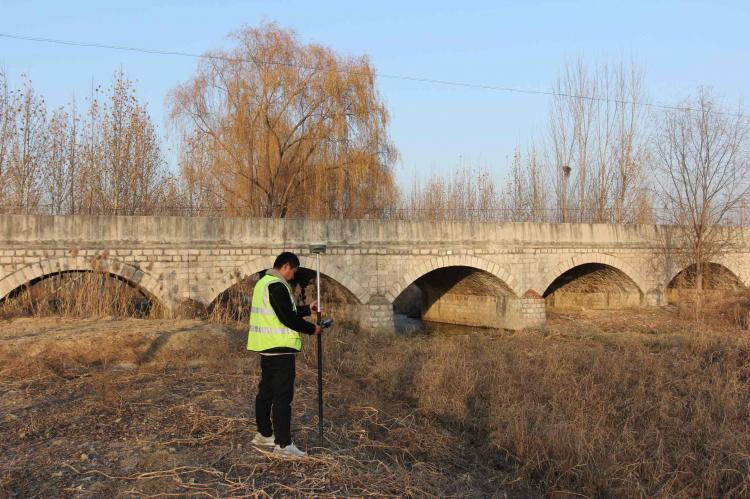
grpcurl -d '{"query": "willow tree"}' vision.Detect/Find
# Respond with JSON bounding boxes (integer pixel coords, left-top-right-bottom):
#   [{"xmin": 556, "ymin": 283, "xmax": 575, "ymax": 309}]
[{"xmin": 169, "ymin": 24, "xmax": 398, "ymax": 218}]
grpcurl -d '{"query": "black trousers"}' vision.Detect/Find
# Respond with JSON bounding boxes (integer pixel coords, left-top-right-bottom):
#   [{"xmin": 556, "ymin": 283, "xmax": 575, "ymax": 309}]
[{"xmin": 255, "ymin": 354, "xmax": 296, "ymax": 447}]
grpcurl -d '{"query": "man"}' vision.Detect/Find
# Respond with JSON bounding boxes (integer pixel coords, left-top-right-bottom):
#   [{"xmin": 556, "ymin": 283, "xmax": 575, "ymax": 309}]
[{"xmin": 247, "ymin": 251, "xmax": 322, "ymax": 457}]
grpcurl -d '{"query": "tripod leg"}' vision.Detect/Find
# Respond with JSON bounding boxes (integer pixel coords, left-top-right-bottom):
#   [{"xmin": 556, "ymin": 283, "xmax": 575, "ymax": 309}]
[{"xmin": 315, "ymin": 253, "xmax": 323, "ymax": 444}]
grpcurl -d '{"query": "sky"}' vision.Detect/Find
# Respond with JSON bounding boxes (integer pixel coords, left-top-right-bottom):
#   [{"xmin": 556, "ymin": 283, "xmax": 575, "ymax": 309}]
[{"xmin": 1, "ymin": 0, "xmax": 748, "ymax": 184}]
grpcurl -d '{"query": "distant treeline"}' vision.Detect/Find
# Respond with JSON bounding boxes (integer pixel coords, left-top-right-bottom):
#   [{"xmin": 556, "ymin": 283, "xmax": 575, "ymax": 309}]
[{"xmin": 1, "ymin": 24, "xmax": 748, "ymax": 226}]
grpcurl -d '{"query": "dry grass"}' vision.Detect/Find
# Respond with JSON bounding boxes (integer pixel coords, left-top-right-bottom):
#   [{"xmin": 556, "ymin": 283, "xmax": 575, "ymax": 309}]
[
  {"xmin": 0, "ymin": 318, "xmax": 514, "ymax": 497},
  {"xmin": 1, "ymin": 293, "xmax": 750, "ymax": 497},
  {"xmin": 329, "ymin": 308, "xmax": 750, "ymax": 497}
]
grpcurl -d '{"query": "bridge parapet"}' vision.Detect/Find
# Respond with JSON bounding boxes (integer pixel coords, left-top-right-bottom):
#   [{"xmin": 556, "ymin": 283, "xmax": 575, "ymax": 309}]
[{"xmin": 1, "ymin": 215, "xmax": 747, "ymax": 331}]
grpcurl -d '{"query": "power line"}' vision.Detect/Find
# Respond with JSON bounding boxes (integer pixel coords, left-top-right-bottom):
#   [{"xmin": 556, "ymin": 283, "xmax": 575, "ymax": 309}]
[{"xmin": 0, "ymin": 31, "xmax": 747, "ymax": 120}]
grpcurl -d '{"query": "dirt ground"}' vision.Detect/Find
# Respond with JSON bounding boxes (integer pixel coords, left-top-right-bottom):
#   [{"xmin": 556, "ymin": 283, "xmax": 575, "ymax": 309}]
[
  {"xmin": 1, "ymin": 304, "xmax": 749, "ymax": 498},
  {"xmin": 0, "ymin": 318, "xmax": 522, "ymax": 498}
]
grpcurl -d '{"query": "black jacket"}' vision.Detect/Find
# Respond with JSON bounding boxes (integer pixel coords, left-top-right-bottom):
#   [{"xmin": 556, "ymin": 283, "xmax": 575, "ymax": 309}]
[{"xmin": 262, "ymin": 281, "xmax": 316, "ymax": 354}]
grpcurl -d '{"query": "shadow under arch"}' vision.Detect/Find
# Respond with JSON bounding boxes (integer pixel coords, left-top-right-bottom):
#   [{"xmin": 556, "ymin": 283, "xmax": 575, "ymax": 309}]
[
  {"xmin": 542, "ymin": 262, "xmax": 644, "ymax": 311},
  {"xmin": 207, "ymin": 265, "xmax": 362, "ymax": 324},
  {"xmin": 0, "ymin": 256, "xmax": 168, "ymax": 308},
  {"xmin": 666, "ymin": 261, "xmax": 745, "ymax": 290},
  {"xmin": 392, "ymin": 264, "xmax": 518, "ymax": 329},
  {"xmin": 203, "ymin": 255, "xmax": 367, "ymax": 306},
  {"xmin": 536, "ymin": 252, "xmax": 647, "ymax": 298},
  {"xmin": 386, "ymin": 255, "xmax": 523, "ymax": 303},
  {"xmin": 666, "ymin": 262, "xmax": 744, "ymax": 304}
]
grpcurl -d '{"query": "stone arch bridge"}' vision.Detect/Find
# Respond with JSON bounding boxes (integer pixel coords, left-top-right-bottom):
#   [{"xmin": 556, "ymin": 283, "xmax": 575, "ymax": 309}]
[{"xmin": 1, "ymin": 215, "xmax": 748, "ymax": 330}]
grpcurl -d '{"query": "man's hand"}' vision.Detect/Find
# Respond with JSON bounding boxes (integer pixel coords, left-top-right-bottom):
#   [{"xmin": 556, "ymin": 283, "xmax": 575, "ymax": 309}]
[
  {"xmin": 313, "ymin": 325, "xmax": 322, "ymax": 335},
  {"xmin": 310, "ymin": 300, "xmax": 320, "ymax": 313}
]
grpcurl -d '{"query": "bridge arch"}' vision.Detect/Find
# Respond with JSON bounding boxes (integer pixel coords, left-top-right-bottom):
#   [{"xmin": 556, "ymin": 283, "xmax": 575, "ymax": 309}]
[
  {"xmin": 385, "ymin": 254, "xmax": 523, "ymax": 303},
  {"xmin": 204, "ymin": 254, "xmax": 368, "ymax": 306},
  {"xmin": 0, "ymin": 256, "xmax": 169, "ymax": 307},
  {"xmin": 536, "ymin": 253, "xmax": 648, "ymax": 297},
  {"xmin": 665, "ymin": 260, "xmax": 746, "ymax": 289},
  {"xmin": 665, "ymin": 261, "xmax": 745, "ymax": 304}
]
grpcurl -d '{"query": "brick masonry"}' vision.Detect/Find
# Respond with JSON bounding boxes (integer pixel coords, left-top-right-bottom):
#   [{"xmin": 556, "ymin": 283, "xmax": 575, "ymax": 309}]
[{"xmin": 0, "ymin": 215, "xmax": 748, "ymax": 331}]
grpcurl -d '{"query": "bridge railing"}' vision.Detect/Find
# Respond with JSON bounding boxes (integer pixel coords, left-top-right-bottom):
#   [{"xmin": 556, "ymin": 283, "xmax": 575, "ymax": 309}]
[{"xmin": 1, "ymin": 204, "xmax": 748, "ymax": 226}]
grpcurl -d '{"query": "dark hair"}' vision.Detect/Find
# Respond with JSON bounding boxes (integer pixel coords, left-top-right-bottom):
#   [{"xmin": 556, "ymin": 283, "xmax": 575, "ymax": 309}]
[{"xmin": 273, "ymin": 252, "xmax": 300, "ymax": 270}]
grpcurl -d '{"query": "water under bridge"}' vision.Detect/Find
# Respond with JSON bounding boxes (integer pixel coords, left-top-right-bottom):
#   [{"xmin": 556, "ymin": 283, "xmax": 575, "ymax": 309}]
[{"xmin": 1, "ymin": 215, "xmax": 748, "ymax": 330}]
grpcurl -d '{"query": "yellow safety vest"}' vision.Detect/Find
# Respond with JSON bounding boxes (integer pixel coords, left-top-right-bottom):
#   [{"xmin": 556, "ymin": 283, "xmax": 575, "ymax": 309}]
[{"xmin": 247, "ymin": 274, "xmax": 302, "ymax": 352}]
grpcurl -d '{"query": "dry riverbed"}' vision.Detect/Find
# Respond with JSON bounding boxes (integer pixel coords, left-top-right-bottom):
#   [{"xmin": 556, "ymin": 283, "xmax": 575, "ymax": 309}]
[
  {"xmin": 0, "ymin": 318, "xmax": 516, "ymax": 497},
  {"xmin": 1, "ymin": 303, "xmax": 749, "ymax": 497}
]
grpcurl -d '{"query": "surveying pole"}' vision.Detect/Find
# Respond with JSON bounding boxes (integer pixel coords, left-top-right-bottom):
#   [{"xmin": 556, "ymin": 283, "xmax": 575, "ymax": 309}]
[{"xmin": 309, "ymin": 243, "xmax": 327, "ymax": 444}]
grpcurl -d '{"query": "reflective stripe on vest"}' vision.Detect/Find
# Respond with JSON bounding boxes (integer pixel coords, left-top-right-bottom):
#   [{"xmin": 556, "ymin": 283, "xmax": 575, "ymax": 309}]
[{"xmin": 247, "ymin": 274, "xmax": 302, "ymax": 352}]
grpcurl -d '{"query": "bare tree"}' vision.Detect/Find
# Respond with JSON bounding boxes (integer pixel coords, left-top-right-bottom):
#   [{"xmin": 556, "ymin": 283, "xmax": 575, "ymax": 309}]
[
  {"xmin": 44, "ymin": 105, "xmax": 81, "ymax": 214},
  {"xmin": 548, "ymin": 59, "xmax": 652, "ymax": 223},
  {"xmin": 78, "ymin": 81, "xmax": 102, "ymax": 214},
  {"xmin": 655, "ymin": 88, "xmax": 750, "ymax": 294},
  {"xmin": 549, "ymin": 59, "xmax": 595, "ymax": 221},
  {"xmin": 0, "ymin": 71, "xmax": 12, "ymax": 205},
  {"xmin": 499, "ymin": 146, "xmax": 548, "ymax": 221},
  {"xmin": 405, "ymin": 165, "xmax": 503, "ymax": 221},
  {"xmin": 169, "ymin": 23, "xmax": 397, "ymax": 218},
  {"xmin": 65, "ymin": 98, "xmax": 80, "ymax": 214},
  {"xmin": 75, "ymin": 72, "xmax": 167, "ymax": 215},
  {"xmin": 5, "ymin": 76, "xmax": 48, "ymax": 213}
]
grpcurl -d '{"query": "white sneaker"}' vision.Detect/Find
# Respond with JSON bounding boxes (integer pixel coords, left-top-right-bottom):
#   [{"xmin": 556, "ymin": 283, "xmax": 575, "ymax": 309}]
[
  {"xmin": 251, "ymin": 432, "xmax": 275, "ymax": 447},
  {"xmin": 273, "ymin": 442, "xmax": 307, "ymax": 457}
]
